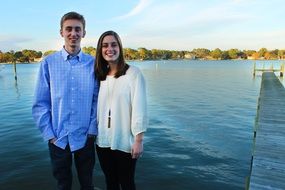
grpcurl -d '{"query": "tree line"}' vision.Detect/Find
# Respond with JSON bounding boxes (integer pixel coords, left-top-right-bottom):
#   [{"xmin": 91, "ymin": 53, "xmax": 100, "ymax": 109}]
[{"xmin": 1, "ymin": 47, "xmax": 285, "ymax": 63}]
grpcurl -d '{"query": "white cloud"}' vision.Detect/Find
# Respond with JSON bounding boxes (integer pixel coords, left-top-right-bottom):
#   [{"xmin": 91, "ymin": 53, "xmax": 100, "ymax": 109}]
[
  {"xmin": 114, "ymin": 0, "xmax": 152, "ymax": 20},
  {"xmin": 124, "ymin": 1, "xmax": 254, "ymax": 43}
]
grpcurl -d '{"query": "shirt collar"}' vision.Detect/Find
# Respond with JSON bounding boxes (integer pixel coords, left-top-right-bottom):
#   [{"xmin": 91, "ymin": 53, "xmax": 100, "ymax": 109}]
[{"xmin": 61, "ymin": 47, "xmax": 83, "ymax": 62}]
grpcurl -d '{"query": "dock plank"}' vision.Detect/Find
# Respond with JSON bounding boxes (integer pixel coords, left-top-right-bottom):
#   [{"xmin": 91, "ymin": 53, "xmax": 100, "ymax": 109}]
[{"xmin": 248, "ymin": 72, "xmax": 285, "ymax": 190}]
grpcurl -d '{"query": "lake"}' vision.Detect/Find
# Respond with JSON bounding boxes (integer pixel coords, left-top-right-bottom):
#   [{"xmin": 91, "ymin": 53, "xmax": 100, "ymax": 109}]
[{"xmin": 0, "ymin": 60, "xmax": 284, "ymax": 190}]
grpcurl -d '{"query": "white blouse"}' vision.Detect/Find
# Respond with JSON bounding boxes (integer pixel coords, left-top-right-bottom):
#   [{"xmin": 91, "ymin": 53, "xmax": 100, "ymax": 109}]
[{"xmin": 96, "ymin": 65, "xmax": 147, "ymax": 153}]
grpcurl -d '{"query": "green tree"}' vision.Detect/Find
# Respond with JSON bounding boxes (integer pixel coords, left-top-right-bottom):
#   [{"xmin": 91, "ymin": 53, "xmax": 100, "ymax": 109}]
[
  {"xmin": 22, "ymin": 49, "xmax": 42, "ymax": 62},
  {"xmin": 269, "ymin": 49, "xmax": 278, "ymax": 59},
  {"xmin": 171, "ymin": 51, "xmax": 184, "ymax": 59},
  {"xmin": 137, "ymin": 48, "xmax": 151, "ymax": 60},
  {"xmin": 192, "ymin": 48, "xmax": 210, "ymax": 59},
  {"xmin": 43, "ymin": 50, "xmax": 56, "ymax": 57},
  {"xmin": 83, "ymin": 46, "xmax": 96, "ymax": 56},
  {"xmin": 228, "ymin": 49, "xmax": 240, "ymax": 59},
  {"xmin": 258, "ymin": 48, "xmax": 268, "ymax": 58},
  {"xmin": 243, "ymin": 50, "xmax": 256, "ymax": 59},
  {"xmin": 161, "ymin": 50, "xmax": 172, "ymax": 60},
  {"xmin": 151, "ymin": 49, "xmax": 162, "ymax": 59},
  {"xmin": 3, "ymin": 51, "xmax": 15, "ymax": 63},
  {"xmin": 124, "ymin": 48, "xmax": 138, "ymax": 60},
  {"xmin": 210, "ymin": 48, "xmax": 222, "ymax": 60},
  {"xmin": 278, "ymin": 49, "xmax": 285, "ymax": 59},
  {"xmin": 221, "ymin": 51, "xmax": 230, "ymax": 60},
  {"xmin": 14, "ymin": 51, "xmax": 28, "ymax": 62}
]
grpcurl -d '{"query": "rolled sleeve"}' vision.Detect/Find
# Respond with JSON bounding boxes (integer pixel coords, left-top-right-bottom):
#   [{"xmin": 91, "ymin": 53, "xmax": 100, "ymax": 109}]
[{"xmin": 131, "ymin": 71, "xmax": 148, "ymax": 136}]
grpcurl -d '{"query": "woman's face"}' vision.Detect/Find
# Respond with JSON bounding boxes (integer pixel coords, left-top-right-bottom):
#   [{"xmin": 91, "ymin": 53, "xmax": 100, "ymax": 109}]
[{"xmin": 101, "ymin": 35, "xmax": 120, "ymax": 63}]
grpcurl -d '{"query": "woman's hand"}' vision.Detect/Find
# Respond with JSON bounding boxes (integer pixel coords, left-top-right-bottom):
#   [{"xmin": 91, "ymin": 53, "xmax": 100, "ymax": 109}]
[
  {"xmin": 131, "ymin": 133, "xmax": 144, "ymax": 159},
  {"xmin": 131, "ymin": 140, "xmax": 143, "ymax": 159}
]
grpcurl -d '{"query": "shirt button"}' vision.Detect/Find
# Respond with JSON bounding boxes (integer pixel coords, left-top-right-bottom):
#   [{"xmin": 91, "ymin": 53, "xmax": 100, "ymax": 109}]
[
  {"xmin": 71, "ymin": 88, "xmax": 74, "ymax": 91},
  {"xmin": 72, "ymin": 77, "xmax": 74, "ymax": 80}
]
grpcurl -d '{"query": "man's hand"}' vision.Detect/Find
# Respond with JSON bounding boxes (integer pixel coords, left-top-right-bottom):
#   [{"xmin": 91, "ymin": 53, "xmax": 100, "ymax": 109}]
[{"xmin": 49, "ymin": 138, "xmax": 57, "ymax": 144}]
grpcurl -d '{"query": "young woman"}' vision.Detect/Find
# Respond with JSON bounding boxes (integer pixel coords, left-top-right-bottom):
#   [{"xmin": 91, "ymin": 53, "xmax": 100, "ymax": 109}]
[{"xmin": 95, "ymin": 30, "xmax": 147, "ymax": 190}]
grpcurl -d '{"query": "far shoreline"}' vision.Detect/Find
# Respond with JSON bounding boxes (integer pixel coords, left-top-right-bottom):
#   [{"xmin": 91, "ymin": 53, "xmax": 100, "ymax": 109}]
[{"xmin": 1, "ymin": 58, "xmax": 285, "ymax": 65}]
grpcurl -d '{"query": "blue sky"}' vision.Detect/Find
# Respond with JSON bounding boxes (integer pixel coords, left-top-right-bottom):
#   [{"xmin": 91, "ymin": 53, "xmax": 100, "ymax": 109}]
[{"xmin": 1, "ymin": 0, "xmax": 285, "ymax": 52}]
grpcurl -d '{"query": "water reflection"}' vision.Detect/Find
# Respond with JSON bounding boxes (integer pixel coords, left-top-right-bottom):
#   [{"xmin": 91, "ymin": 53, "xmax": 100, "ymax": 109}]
[
  {"xmin": 14, "ymin": 79, "xmax": 21, "ymax": 99},
  {"xmin": 1, "ymin": 61, "xmax": 283, "ymax": 190}
]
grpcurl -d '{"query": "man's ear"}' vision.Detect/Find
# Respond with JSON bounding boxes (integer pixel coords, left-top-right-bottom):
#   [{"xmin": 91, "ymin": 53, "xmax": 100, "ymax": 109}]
[
  {"xmin": 60, "ymin": 29, "xmax": 63, "ymax": 37},
  {"xmin": 83, "ymin": 30, "xmax": 86, "ymax": 38}
]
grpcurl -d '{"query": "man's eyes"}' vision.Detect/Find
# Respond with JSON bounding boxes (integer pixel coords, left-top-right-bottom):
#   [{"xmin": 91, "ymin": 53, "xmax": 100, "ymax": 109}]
[{"xmin": 65, "ymin": 27, "xmax": 81, "ymax": 32}]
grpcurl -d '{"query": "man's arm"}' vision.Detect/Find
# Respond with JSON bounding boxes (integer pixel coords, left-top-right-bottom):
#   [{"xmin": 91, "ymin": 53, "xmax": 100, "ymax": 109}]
[
  {"xmin": 88, "ymin": 79, "xmax": 99, "ymax": 136},
  {"xmin": 32, "ymin": 59, "xmax": 55, "ymax": 141}
]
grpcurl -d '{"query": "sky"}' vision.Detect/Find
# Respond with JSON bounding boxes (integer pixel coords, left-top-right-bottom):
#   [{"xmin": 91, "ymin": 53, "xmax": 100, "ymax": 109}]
[{"xmin": 0, "ymin": 0, "xmax": 285, "ymax": 52}]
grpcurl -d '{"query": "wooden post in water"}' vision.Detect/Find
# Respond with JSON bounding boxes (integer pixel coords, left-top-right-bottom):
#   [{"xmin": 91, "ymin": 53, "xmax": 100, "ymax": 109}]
[
  {"xmin": 280, "ymin": 63, "xmax": 284, "ymax": 77},
  {"xmin": 253, "ymin": 62, "xmax": 256, "ymax": 77},
  {"xmin": 13, "ymin": 62, "xmax": 17, "ymax": 81}
]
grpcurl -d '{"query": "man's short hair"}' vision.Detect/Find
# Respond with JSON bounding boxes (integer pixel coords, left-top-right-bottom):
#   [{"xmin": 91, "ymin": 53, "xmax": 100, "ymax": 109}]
[{"xmin": 60, "ymin": 11, "xmax": 85, "ymax": 30}]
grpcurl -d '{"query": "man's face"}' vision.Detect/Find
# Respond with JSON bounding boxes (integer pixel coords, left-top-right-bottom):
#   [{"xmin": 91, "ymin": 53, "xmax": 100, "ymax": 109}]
[{"xmin": 60, "ymin": 19, "xmax": 85, "ymax": 51}]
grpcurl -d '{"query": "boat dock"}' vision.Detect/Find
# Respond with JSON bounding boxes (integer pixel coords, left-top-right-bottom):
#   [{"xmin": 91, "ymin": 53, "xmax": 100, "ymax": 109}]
[
  {"xmin": 247, "ymin": 72, "xmax": 285, "ymax": 189},
  {"xmin": 253, "ymin": 62, "xmax": 284, "ymax": 77}
]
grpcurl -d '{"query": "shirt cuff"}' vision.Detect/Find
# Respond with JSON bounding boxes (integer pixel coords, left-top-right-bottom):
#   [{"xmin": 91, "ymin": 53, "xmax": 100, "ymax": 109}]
[
  {"xmin": 42, "ymin": 126, "xmax": 56, "ymax": 141},
  {"xmin": 88, "ymin": 122, "xmax": 98, "ymax": 135}
]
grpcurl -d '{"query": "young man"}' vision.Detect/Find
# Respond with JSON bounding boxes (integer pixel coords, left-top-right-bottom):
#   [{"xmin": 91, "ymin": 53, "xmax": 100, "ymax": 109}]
[{"xmin": 32, "ymin": 12, "xmax": 98, "ymax": 190}]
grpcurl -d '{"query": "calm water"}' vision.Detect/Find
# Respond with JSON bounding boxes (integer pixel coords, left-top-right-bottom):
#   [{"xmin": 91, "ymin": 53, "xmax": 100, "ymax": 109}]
[{"xmin": 0, "ymin": 60, "xmax": 284, "ymax": 190}]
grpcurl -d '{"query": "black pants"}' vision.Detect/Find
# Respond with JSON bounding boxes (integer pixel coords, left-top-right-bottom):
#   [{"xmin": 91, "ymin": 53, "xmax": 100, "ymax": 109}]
[
  {"xmin": 48, "ymin": 138, "xmax": 95, "ymax": 190},
  {"xmin": 96, "ymin": 145, "xmax": 137, "ymax": 190}
]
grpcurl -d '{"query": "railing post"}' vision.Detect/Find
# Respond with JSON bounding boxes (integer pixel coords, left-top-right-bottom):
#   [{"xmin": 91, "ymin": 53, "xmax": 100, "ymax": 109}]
[{"xmin": 280, "ymin": 63, "xmax": 284, "ymax": 77}]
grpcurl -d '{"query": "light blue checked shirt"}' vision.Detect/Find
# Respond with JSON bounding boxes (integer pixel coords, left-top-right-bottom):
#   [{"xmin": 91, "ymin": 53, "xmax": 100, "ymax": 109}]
[{"xmin": 32, "ymin": 48, "xmax": 98, "ymax": 151}]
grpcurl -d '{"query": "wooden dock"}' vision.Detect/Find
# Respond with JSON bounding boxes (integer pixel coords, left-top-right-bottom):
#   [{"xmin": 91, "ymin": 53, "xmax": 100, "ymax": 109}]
[
  {"xmin": 247, "ymin": 72, "xmax": 285, "ymax": 189},
  {"xmin": 253, "ymin": 62, "xmax": 284, "ymax": 77}
]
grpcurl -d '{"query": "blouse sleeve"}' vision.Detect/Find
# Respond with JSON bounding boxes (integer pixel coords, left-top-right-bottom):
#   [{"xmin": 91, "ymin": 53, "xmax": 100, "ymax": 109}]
[{"xmin": 131, "ymin": 69, "xmax": 148, "ymax": 136}]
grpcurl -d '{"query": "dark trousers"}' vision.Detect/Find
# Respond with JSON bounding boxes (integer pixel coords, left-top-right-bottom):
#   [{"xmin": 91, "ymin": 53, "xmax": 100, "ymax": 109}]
[
  {"xmin": 48, "ymin": 138, "xmax": 95, "ymax": 190},
  {"xmin": 96, "ymin": 145, "xmax": 137, "ymax": 190}
]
